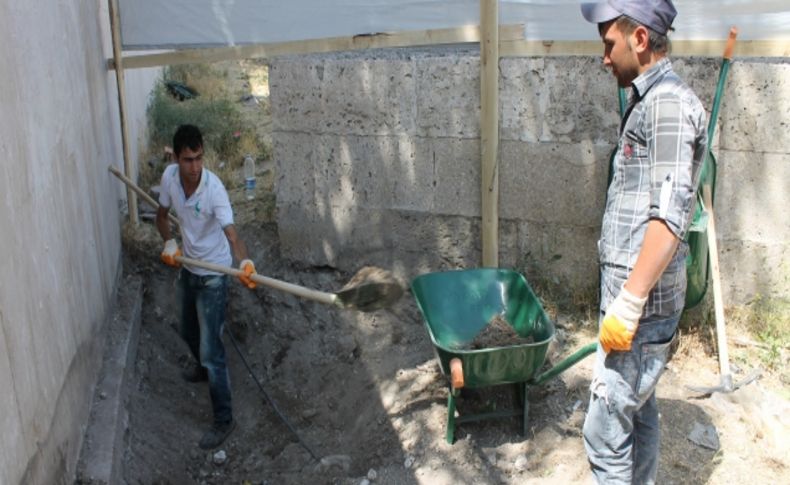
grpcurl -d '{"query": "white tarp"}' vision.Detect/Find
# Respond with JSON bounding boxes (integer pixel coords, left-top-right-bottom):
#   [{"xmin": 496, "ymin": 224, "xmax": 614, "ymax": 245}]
[{"xmin": 120, "ymin": 1, "xmax": 790, "ymax": 49}]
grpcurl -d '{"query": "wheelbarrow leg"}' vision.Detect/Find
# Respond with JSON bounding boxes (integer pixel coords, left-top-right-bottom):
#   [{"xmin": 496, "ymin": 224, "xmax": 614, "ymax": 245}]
[
  {"xmin": 522, "ymin": 383, "xmax": 529, "ymax": 437},
  {"xmin": 510, "ymin": 382, "xmax": 530, "ymax": 436},
  {"xmin": 446, "ymin": 388, "xmax": 459, "ymax": 444}
]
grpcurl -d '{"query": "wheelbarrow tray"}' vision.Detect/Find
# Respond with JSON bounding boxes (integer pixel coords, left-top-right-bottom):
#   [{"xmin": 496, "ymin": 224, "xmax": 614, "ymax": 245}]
[{"xmin": 411, "ymin": 268, "xmax": 555, "ymax": 388}]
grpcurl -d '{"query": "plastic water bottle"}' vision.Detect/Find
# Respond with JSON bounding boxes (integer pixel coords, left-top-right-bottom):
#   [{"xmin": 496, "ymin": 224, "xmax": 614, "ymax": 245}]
[{"xmin": 243, "ymin": 154, "xmax": 256, "ymax": 200}]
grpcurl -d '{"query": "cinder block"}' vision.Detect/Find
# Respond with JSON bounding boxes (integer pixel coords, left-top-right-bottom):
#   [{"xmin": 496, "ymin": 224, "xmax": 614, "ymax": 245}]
[
  {"xmin": 499, "ymin": 57, "xmax": 544, "ymax": 143},
  {"xmin": 499, "ymin": 140, "xmax": 609, "ymax": 224},
  {"xmin": 278, "ymin": 133, "xmax": 432, "ymax": 212},
  {"xmin": 517, "ymin": 221, "xmax": 600, "ymax": 297},
  {"xmin": 321, "ymin": 56, "xmax": 418, "ymax": 136},
  {"xmin": 275, "ymin": 132, "xmax": 484, "ymax": 254},
  {"xmin": 718, "ymin": 62, "xmax": 790, "ymax": 153},
  {"xmin": 719, "ymin": 239, "xmax": 790, "ymax": 304},
  {"xmin": 271, "ymin": 52, "xmax": 418, "ymax": 136},
  {"xmin": 317, "ymin": 134, "xmax": 433, "ymax": 212},
  {"xmin": 269, "ymin": 59, "xmax": 324, "ymax": 133},
  {"xmin": 541, "ymin": 58, "xmax": 620, "ymax": 144},
  {"xmin": 388, "ymin": 136, "xmax": 434, "ymax": 212},
  {"xmin": 278, "ymin": 203, "xmax": 522, "ymax": 275},
  {"xmin": 500, "ymin": 57, "xmax": 620, "ymax": 144},
  {"xmin": 277, "ymin": 202, "xmax": 343, "ymax": 266},
  {"xmin": 715, "ymin": 150, "xmax": 790, "ymax": 243},
  {"xmin": 422, "ymin": 137, "xmax": 481, "ymax": 217},
  {"xmin": 273, "ymin": 132, "xmax": 316, "ymax": 205},
  {"xmin": 415, "ymin": 52, "xmax": 480, "ymax": 138}
]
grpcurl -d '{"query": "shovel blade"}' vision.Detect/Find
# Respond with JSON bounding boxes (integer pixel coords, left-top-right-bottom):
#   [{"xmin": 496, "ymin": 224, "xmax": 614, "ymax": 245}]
[{"xmin": 336, "ymin": 266, "xmax": 404, "ymax": 312}]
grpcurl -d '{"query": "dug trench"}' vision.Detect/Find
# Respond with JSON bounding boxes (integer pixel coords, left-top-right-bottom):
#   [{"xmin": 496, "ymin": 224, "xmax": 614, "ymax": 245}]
[{"xmin": 110, "ymin": 216, "xmax": 787, "ymax": 484}]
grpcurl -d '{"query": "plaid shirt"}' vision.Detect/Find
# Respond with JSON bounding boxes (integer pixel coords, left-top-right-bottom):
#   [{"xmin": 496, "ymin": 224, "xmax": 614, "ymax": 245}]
[{"xmin": 599, "ymin": 58, "xmax": 708, "ymax": 318}]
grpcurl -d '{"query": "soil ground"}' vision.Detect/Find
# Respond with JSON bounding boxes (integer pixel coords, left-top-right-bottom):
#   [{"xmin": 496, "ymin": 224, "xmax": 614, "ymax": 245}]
[
  {"xmin": 119, "ymin": 216, "xmax": 789, "ymax": 485},
  {"xmin": 117, "ymin": 60, "xmax": 788, "ymax": 484}
]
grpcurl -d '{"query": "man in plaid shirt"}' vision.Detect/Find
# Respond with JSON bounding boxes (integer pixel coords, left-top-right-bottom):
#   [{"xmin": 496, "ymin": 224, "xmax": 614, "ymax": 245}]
[{"xmin": 580, "ymin": 1, "xmax": 707, "ymax": 483}]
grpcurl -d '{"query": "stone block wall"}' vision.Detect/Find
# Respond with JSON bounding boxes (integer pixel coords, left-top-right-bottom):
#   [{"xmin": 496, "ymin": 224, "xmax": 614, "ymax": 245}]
[{"xmin": 270, "ymin": 48, "xmax": 789, "ymax": 305}]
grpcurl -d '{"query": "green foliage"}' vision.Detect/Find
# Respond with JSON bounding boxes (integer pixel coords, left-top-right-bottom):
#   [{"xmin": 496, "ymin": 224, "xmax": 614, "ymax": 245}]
[
  {"xmin": 148, "ymin": 82, "xmax": 245, "ymax": 157},
  {"xmin": 145, "ymin": 64, "xmax": 272, "ymax": 188},
  {"xmin": 741, "ymin": 296, "xmax": 790, "ymax": 370}
]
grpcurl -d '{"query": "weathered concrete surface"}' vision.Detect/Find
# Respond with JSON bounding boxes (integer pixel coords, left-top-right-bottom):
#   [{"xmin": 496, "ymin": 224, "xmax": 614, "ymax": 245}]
[
  {"xmin": 75, "ymin": 275, "xmax": 142, "ymax": 485},
  {"xmin": 0, "ymin": 2, "xmax": 159, "ymax": 484},
  {"xmin": 270, "ymin": 48, "xmax": 789, "ymax": 305}
]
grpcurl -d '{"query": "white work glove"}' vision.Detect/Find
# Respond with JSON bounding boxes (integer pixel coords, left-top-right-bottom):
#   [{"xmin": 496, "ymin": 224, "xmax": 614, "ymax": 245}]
[
  {"xmin": 600, "ymin": 287, "xmax": 648, "ymax": 353},
  {"xmin": 238, "ymin": 259, "xmax": 257, "ymax": 289},
  {"xmin": 160, "ymin": 239, "xmax": 181, "ymax": 267}
]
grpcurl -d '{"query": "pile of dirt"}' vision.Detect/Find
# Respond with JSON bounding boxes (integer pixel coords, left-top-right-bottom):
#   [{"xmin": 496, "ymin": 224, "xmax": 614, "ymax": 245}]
[{"xmin": 465, "ymin": 314, "xmax": 535, "ymax": 350}]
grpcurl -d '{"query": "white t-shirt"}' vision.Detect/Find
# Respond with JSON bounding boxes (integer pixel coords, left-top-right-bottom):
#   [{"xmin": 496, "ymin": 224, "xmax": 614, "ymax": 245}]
[{"xmin": 158, "ymin": 164, "xmax": 234, "ymax": 275}]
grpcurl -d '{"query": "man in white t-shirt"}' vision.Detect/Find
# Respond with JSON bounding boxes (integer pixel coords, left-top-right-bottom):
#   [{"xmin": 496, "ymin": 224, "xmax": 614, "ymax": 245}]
[{"xmin": 156, "ymin": 124, "xmax": 257, "ymax": 450}]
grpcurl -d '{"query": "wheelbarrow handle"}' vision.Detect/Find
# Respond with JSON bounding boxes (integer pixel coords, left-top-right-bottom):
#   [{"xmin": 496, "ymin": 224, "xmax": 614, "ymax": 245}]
[
  {"xmin": 708, "ymin": 26, "xmax": 738, "ymax": 144},
  {"xmin": 724, "ymin": 26, "xmax": 738, "ymax": 61},
  {"xmin": 530, "ymin": 342, "xmax": 597, "ymax": 387},
  {"xmin": 450, "ymin": 358, "xmax": 464, "ymax": 390}
]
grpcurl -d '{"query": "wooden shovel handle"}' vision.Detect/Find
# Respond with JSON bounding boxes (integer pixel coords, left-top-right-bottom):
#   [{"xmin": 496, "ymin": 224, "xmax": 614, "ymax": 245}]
[
  {"xmin": 109, "ymin": 166, "xmax": 179, "ymax": 226},
  {"xmin": 109, "ymin": 164, "xmax": 343, "ymax": 308},
  {"xmin": 702, "ymin": 185, "xmax": 731, "ymax": 379},
  {"xmin": 176, "ymin": 256, "xmax": 339, "ymax": 306}
]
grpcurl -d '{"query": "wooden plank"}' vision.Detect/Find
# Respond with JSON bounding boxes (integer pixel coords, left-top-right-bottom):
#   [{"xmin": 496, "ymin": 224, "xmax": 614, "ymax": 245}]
[
  {"xmin": 112, "ymin": 30, "xmax": 789, "ymax": 71},
  {"xmin": 480, "ymin": 0, "xmax": 499, "ymax": 268},
  {"xmin": 111, "ymin": 24, "xmax": 525, "ymax": 70},
  {"xmin": 500, "ymin": 39, "xmax": 790, "ymax": 57},
  {"xmin": 109, "ymin": 0, "xmax": 138, "ymax": 225}
]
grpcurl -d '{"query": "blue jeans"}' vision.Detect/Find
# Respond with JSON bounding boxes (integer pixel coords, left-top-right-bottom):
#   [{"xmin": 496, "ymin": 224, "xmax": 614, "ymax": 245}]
[
  {"xmin": 583, "ymin": 312, "xmax": 680, "ymax": 485},
  {"xmin": 176, "ymin": 269, "xmax": 232, "ymax": 424}
]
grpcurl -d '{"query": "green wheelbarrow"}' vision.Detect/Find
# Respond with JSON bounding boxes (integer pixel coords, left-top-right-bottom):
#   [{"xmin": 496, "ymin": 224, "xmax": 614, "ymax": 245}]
[{"xmin": 411, "ymin": 268, "xmax": 597, "ymax": 443}]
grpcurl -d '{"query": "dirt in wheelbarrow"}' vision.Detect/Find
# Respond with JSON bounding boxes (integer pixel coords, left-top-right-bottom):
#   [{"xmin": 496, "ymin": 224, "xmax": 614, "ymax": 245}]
[
  {"xmin": 464, "ymin": 314, "xmax": 535, "ymax": 350},
  {"xmin": 117, "ymin": 218, "xmax": 789, "ymax": 484}
]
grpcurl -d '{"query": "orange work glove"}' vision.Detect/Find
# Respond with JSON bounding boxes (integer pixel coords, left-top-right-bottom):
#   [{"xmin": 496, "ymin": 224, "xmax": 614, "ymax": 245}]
[
  {"xmin": 160, "ymin": 239, "xmax": 182, "ymax": 267},
  {"xmin": 600, "ymin": 287, "xmax": 648, "ymax": 353},
  {"xmin": 238, "ymin": 259, "xmax": 257, "ymax": 289}
]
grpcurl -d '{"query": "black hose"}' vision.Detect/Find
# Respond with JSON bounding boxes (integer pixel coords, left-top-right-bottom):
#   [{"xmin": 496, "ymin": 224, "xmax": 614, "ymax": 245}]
[{"xmin": 226, "ymin": 329, "xmax": 320, "ymax": 462}]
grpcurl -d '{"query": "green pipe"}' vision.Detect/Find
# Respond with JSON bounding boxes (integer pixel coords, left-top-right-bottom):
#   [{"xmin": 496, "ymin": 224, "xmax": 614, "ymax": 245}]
[{"xmin": 530, "ymin": 342, "xmax": 597, "ymax": 386}]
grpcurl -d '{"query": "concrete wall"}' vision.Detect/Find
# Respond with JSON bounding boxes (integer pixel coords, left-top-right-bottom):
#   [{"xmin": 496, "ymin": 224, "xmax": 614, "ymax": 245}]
[
  {"xmin": 270, "ymin": 48, "xmax": 789, "ymax": 305},
  {"xmin": 0, "ymin": 2, "xmax": 159, "ymax": 484}
]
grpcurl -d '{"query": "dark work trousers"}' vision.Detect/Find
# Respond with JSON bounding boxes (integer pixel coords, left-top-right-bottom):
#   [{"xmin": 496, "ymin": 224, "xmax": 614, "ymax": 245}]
[{"xmin": 176, "ymin": 269, "xmax": 232, "ymax": 424}]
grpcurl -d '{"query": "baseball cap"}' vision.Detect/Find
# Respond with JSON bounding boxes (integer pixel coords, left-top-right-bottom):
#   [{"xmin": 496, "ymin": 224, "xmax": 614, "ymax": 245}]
[{"xmin": 581, "ymin": 0, "xmax": 677, "ymax": 35}]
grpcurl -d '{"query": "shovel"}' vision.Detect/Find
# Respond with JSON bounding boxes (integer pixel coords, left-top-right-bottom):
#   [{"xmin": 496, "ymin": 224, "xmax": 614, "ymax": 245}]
[
  {"xmin": 685, "ymin": 27, "xmax": 761, "ymax": 395},
  {"xmin": 109, "ymin": 166, "xmax": 404, "ymax": 312},
  {"xmin": 686, "ymin": 186, "xmax": 760, "ymax": 395}
]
